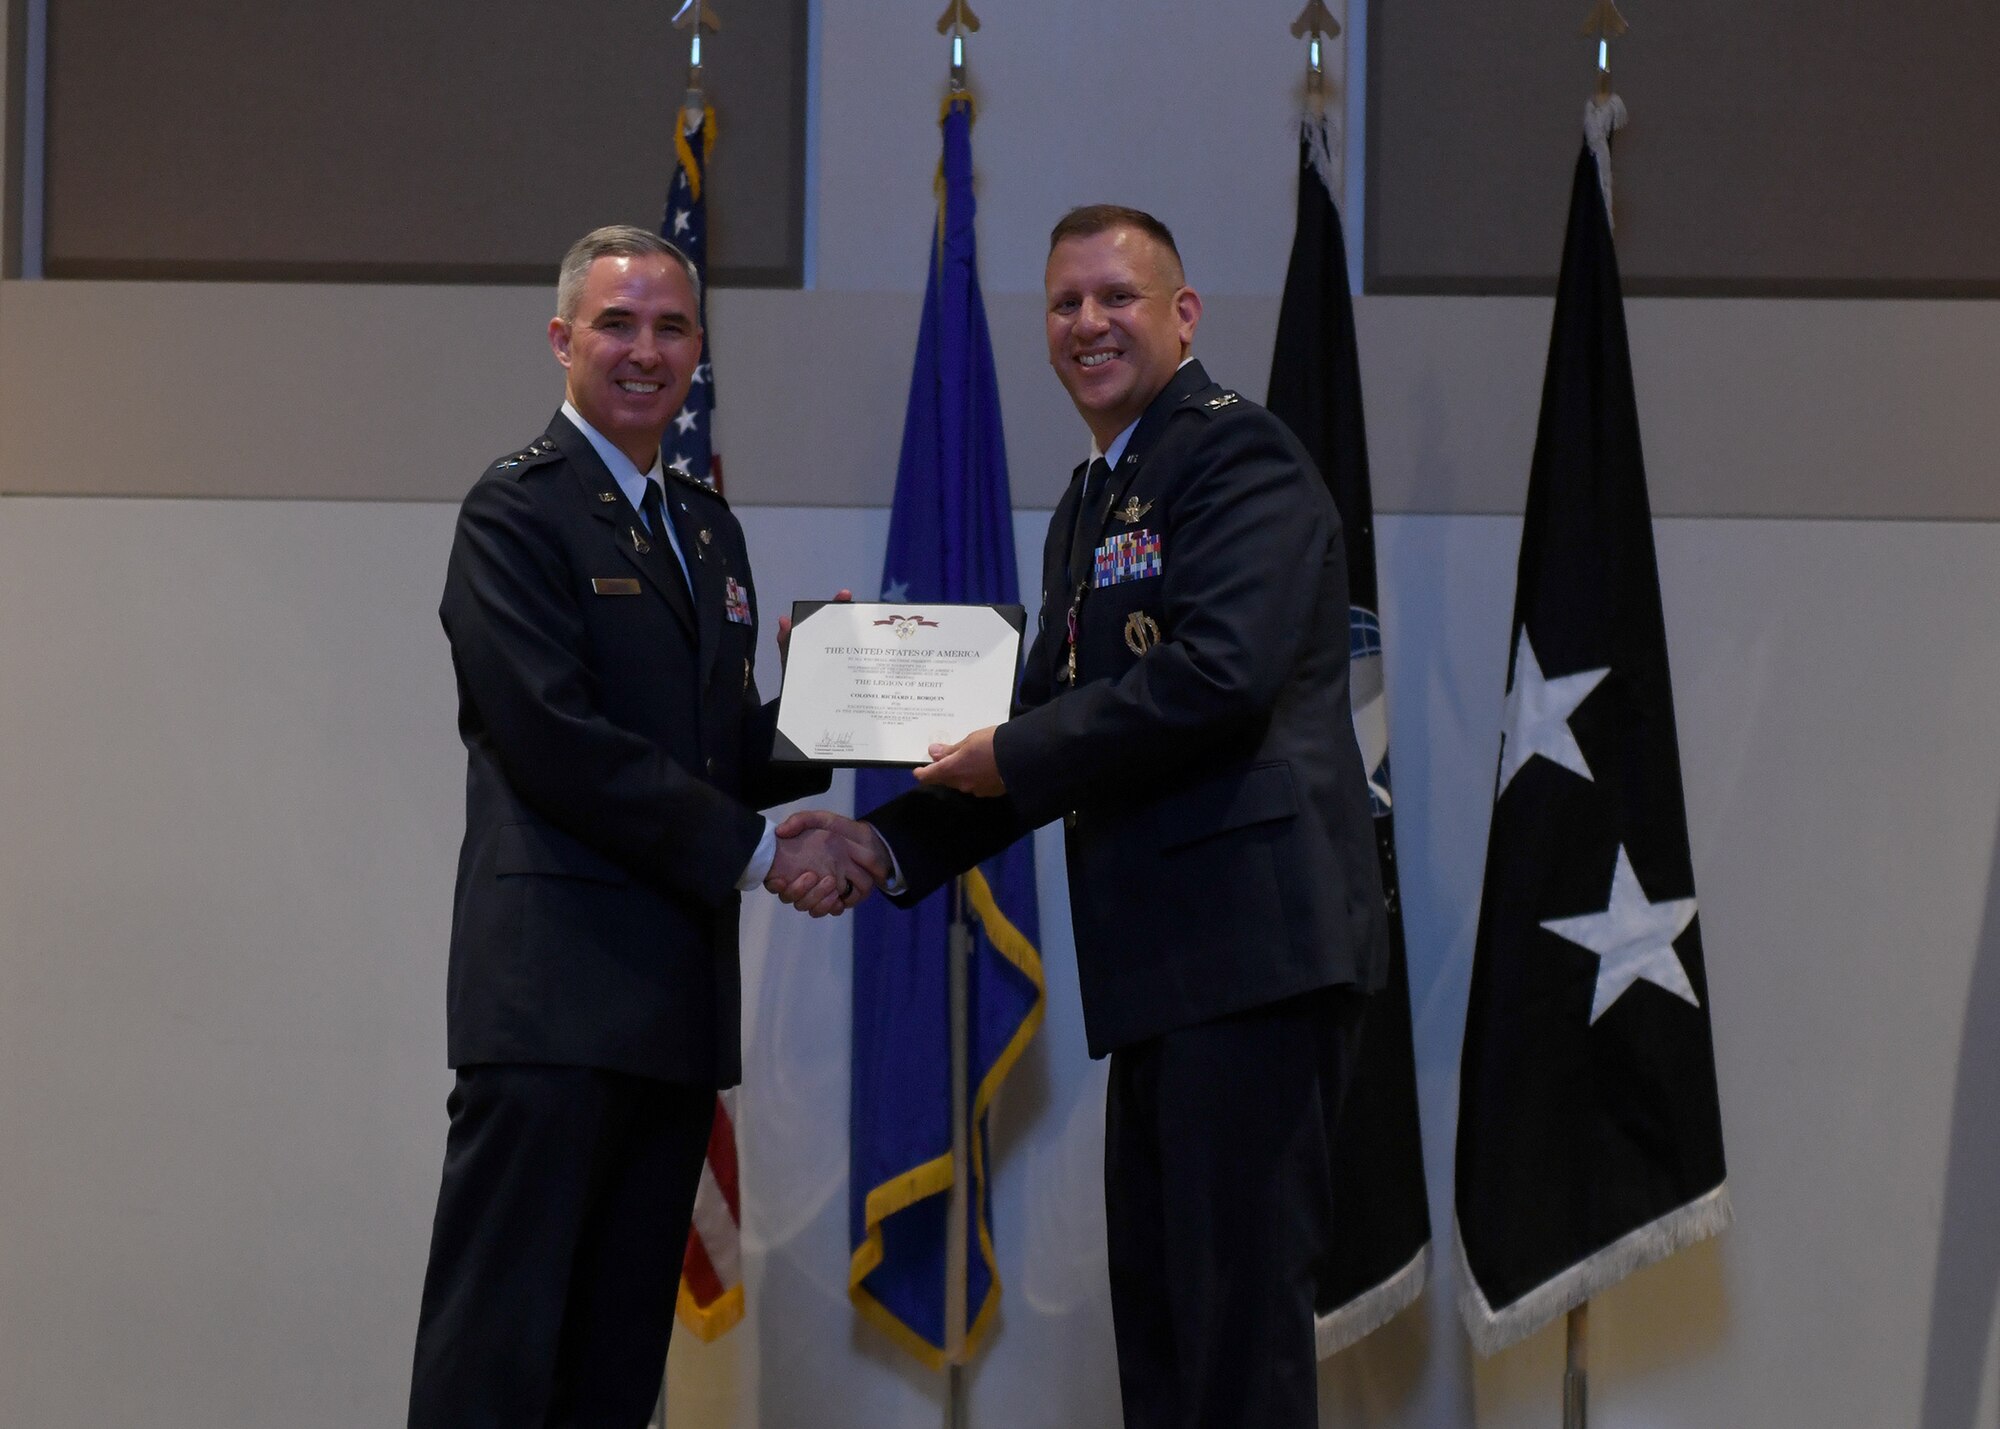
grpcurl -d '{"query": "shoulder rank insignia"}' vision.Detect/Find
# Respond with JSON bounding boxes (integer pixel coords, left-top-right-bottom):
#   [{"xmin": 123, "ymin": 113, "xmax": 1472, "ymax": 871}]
[
  {"xmin": 495, "ymin": 437, "xmax": 561, "ymax": 472},
  {"xmin": 665, "ymin": 463, "xmax": 728, "ymax": 503},
  {"xmin": 1113, "ymin": 495, "xmax": 1153, "ymax": 525},
  {"xmin": 1203, "ymin": 391, "xmax": 1241, "ymax": 411}
]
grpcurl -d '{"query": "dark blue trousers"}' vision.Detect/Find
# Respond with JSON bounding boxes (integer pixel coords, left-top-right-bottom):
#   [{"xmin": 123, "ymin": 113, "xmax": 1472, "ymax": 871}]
[
  {"xmin": 1104, "ymin": 987, "xmax": 1366, "ymax": 1429},
  {"xmin": 408, "ymin": 1066, "xmax": 714, "ymax": 1429}
]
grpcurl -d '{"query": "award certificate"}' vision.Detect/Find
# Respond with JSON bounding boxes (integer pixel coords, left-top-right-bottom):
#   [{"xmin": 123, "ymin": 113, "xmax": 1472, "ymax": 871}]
[{"xmin": 774, "ymin": 602, "xmax": 1026, "ymax": 767}]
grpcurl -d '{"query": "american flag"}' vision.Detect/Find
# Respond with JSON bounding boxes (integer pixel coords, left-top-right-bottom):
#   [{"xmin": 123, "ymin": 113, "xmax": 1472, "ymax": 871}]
[
  {"xmin": 664, "ymin": 103, "xmax": 743, "ymax": 1341},
  {"xmin": 662, "ymin": 107, "xmax": 720, "ymax": 493}
]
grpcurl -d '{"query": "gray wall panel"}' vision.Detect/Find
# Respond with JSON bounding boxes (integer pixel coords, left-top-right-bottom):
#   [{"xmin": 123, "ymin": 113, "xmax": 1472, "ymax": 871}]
[
  {"xmin": 38, "ymin": 0, "xmax": 806, "ymax": 285},
  {"xmin": 6, "ymin": 281, "xmax": 2000, "ymax": 521},
  {"xmin": 1368, "ymin": 0, "xmax": 2000, "ymax": 295}
]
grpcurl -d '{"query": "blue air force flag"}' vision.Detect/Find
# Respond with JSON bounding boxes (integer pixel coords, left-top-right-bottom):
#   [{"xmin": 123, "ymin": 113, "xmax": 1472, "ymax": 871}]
[
  {"xmin": 848, "ymin": 93, "xmax": 1045, "ymax": 1368},
  {"xmin": 1453, "ymin": 147, "xmax": 1730, "ymax": 1356}
]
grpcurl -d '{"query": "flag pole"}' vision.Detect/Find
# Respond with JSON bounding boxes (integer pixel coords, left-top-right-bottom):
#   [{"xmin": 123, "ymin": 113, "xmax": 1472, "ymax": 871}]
[
  {"xmin": 1560, "ymin": 16, "xmax": 1622, "ymax": 1425},
  {"xmin": 944, "ymin": 875, "xmax": 972, "ymax": 1428},
  {"xmin": 933, "ymin": 11, "xmax": 982, "ymax": 1426},
  {"xmin": 1289, "ymin": 0, "xmax": 1339, "ymax": 116},
  {"xmin": 1564, "ymin": 1303, "xmax": 1589, "ymax": 1428},
  {"xmin": 671, "ymin": 0, "xmax": 722, "ymax": 130},
  {"xmin": 1578, "ymin": 0, "xmax": 1629, "ymax": 224}
]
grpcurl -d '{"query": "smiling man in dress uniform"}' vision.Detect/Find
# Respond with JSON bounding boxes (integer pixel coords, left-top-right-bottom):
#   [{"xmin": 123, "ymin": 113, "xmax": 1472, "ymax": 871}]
[
  {"xmin": 408, "ymin": 225, "xmax": 880, "ymax": 1429},
  {"xmin": 780, "ymin": 204, "xmax": 1389, "ymax": 1427}
]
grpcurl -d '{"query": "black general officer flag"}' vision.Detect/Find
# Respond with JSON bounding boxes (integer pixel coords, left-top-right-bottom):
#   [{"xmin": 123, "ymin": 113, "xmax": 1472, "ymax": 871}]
[
  {"xmin": 1265, "ymin": 117, "xmax": 1432, "ymax": 1355},
  {"xmin": 1454, "ymin": 146, "xmax": 1729, "ymax": 1355}
]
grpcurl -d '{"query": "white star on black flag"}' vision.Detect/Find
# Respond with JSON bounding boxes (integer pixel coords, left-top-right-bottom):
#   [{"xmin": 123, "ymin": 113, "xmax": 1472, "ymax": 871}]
[
  {"xmin": 1541, "ymin": 845, "xmax": 1700, "ymax": 1024},
  {"xmin": 1453, "ymin": 145, "xmax": 1731, "ymax": 1357},
  {"xmin": 1497, "ymin": 628, "xmax": 1608, "ymax": 795}
]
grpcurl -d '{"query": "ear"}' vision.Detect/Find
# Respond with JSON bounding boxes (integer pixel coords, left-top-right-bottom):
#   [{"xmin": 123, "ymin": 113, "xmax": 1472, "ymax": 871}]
[
  {"xmin": 548, "ymin": 316, "xmax": 573, "ymax": 370},
  {"xmin": 1174, "ymin": 285, "xmax": 1203, "ymax": 350}
]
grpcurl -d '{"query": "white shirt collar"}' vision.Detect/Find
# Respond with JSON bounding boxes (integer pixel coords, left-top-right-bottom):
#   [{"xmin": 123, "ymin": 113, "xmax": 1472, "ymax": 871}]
[
  {"xmin": 1087, "ymin": 356, "xmax": 1196, "ymax": 472},
  {"xmin": 561, "ymin": 402, "xmax": 664, "ymax": 513}
]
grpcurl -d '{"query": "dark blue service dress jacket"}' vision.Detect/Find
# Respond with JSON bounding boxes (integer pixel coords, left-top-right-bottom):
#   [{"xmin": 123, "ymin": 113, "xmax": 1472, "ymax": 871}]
[
  {"xmin": 438, "ymin": 412, "xmax": 828, "ymax": 1087},
  {"xmin": 869, "ymin": 361, "xmax": 1389, "ymax": 1056}
]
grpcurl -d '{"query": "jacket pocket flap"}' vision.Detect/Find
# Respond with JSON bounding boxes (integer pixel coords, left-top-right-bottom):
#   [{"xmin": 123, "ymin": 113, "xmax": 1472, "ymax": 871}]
[
  {"xmin": 1152, "ymin": 761, "xmax": 1298, "ymax": 852},
  {"xmin": 494, "ymin": 821, "xmax": 630, "ymax": 884}
]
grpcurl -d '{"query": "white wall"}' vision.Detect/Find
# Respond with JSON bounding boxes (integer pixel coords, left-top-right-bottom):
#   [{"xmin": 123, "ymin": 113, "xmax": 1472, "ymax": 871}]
[
  {"xmin": 6, "ymin": 503, "xmax": 2000, "ymax": 1429},
  {"xmin": 4, "ymin": 0, "xmax": 2000, "ymax": 1426}
]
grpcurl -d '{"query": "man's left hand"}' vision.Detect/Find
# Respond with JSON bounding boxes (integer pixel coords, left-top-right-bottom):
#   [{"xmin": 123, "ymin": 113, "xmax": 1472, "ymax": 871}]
[
  {"xmin": 777, "ymin": 588, "xmax": 853, "ymax": 672},
  {"xmin": 914, "ymin": 726, "xmax": 1005, "ymax": 797}
]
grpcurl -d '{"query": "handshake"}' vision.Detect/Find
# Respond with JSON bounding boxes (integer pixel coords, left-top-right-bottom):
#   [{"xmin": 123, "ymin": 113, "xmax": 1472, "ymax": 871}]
[
  {"xmin": 761, "ymin": 590, "xmax": 1007, "ymax": 919},
  {"xmin": 762, "ymin": 811, "xmax": 892, "ymax": 919}
]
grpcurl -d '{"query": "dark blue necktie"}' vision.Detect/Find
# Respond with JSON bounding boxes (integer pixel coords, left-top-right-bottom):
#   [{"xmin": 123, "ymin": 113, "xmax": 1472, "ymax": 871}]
[{"xmin": 638, "ymin": 479, "xmax": 692, "ymax": 594}]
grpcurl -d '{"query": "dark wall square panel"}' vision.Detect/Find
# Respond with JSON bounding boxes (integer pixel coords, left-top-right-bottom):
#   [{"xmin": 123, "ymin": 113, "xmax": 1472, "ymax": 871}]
[
  {"xmin": 40, "ymin": 0, "xmax": 806, "ymax": 285},
  {"xmin": 1367, "ymin": 0, "xmax": 2000, "ymax": 296}
]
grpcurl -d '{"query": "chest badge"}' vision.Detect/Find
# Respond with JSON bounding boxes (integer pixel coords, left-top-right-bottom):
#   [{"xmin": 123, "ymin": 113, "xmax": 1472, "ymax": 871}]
[
  {"xmin": 1113, "ymin": 496, "xmax": 1154, "ymax": 525},
  {"xmin": 1124, "ymin": 612, "xmax": 1163, "ymax": 657},
  {"xmin": 628, "ymin": 526, "xmax": 651, "ymax": 555}
]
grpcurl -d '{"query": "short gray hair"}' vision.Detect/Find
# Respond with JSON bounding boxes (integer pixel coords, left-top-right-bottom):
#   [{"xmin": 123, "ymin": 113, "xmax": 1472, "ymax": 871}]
[{"xmin": 554, "ymin": 225, "xmax": 702, "ymax": 322}]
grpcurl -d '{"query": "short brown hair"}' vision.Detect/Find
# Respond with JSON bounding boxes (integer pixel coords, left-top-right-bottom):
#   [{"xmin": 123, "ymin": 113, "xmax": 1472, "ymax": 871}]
[
  {"xmin": 1048, "ymin": 204, "xmax": 1183, "ymax": 277},
  {"xmin": 555, "ymin": 225, "xmax": 701, "ymax": 323}
]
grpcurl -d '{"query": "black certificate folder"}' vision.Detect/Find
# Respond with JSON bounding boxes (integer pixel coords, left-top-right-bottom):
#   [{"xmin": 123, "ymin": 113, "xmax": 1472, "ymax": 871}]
[{"xmin": 772, "ymin": 601, "xmax": 1027, "ymax": 767}]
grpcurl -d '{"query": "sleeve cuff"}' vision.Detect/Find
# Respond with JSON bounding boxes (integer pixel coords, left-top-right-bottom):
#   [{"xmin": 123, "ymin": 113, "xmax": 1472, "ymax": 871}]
[
  {"xmin": 871, "ymin": 822, "xmax": 910, "ymax": 896},
  {"xmin": 736, "ymin": 817, "xmax": 778, "ymax": 891}
]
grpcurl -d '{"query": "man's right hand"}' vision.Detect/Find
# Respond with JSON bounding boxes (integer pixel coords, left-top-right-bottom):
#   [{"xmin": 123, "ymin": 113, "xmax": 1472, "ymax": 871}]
[
  {"xmin": 771, "ymin": 811, "xmax": 896, "ymax": 913},
  {"xmin": 765, "ymin": 814, "xmax": 890, "ymax": 917}
]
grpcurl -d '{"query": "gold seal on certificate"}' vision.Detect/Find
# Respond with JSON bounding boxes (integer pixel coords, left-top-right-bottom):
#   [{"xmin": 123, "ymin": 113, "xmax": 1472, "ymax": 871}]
[{"xmin": 774, "ymin": 601, "xmax": 1026, "ymax": 767}]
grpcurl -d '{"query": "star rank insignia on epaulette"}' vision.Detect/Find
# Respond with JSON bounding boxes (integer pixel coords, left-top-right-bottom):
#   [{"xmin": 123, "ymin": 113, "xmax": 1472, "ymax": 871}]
[
  {"xmin": 665, "ymin": 463, "xmax": 726, "ymax": 502},
  {"xmin": 1202, "ymin": 391, "xmax": 1241, "ymax": 411},
  {"xmin": 496, "ymin": 437, "xmax": 559, "ymax": 471}
]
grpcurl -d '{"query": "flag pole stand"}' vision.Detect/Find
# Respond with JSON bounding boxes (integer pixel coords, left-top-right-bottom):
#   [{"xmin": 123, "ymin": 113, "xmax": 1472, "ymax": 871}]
[
  {"xmin": 944, "ymin": 876, "xmax": 973, "ymax": 1429},
  {"xmin": 1563, "ymin": 1303, "xmax": 1589, "ymax": 1429}
]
